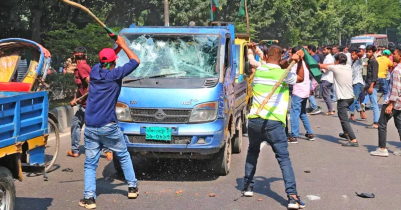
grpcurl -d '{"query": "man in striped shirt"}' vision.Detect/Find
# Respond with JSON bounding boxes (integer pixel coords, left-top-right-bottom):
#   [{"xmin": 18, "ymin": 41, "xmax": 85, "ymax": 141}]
[
  {"xmin": 244, "ymin": 45, "xmax": 306, "ymax": 209},
  {"xmin": 370, "ymin": 47, "xmax": 401, "ymax": 157}
]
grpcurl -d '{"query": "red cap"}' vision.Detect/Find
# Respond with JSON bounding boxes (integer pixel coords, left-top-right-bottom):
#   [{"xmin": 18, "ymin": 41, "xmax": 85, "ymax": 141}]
[{"xmin": 99, "ymin": 48, "xmax": 118, "ymax": 63}]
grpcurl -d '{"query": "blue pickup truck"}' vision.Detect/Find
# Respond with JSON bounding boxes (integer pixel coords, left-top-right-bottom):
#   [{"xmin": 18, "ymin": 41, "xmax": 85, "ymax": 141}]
[{"xmin": 114, "ymin": 23, "xmax": 250, "ymax": 175}]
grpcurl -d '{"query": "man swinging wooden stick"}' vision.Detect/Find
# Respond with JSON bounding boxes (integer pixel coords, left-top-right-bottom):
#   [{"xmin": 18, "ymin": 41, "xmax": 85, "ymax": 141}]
[{"xmin": 243, "ymin": 44, "xmax": 307, "ymax": 210}]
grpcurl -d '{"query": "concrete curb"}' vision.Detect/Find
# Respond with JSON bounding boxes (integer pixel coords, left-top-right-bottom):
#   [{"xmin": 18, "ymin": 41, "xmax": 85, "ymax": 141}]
[{"xmin": 49, "ymin": 105, "xmax": 78, "ymax": 133}]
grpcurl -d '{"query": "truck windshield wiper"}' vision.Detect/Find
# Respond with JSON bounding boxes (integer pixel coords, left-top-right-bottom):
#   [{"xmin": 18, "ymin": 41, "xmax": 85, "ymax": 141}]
[{"xmin": 123, "ymin": 73, "xmax": 183, "ymax": 84}]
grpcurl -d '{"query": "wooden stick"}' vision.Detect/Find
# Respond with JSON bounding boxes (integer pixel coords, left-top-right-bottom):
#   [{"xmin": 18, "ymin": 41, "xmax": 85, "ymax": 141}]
[
  {"xmin": 61, "ymin": 0, "xmax": 106, "ymax": 28},
  {"xmin": 61, "ymin": 0, "xmax": 117, "ymax": 40},
  {"xmin": 76, "ymin": 92, "xmax": 88, "ymax": 103},
  {"xmin": 256, "ymin": 61, "xmax": 296, "ymax": 115}
]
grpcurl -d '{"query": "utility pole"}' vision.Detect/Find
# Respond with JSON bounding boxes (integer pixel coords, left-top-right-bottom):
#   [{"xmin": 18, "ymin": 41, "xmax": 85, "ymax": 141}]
[
  {"xmin": 164, "ymin": 0, "xmax": 170, "ymax": 26},
  {"xmin": 245, "ymin": 0, "xmax": 250, "ymax": 34}
]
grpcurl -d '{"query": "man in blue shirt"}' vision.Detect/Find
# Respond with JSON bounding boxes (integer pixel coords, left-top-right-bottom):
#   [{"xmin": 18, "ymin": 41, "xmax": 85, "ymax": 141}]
[{"xmin": 79, "ymin": 36, "xmax": 141, "ymax": 209}]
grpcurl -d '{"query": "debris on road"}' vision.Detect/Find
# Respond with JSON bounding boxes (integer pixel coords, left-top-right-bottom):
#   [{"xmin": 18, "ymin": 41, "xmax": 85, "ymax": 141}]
[
  {"xmin": 306, "ymin": 195, "xmax": 321, "ymax": 201},
  {"xmin": 304, "ymin": 170, "xmax": 311, "ymax": 173},
  {"xmin": 355, "ymin": 192, "xmax": 375, "ymax": 198},
  {"xmin": 257, "ymin": 198, "xmax": 263, "ymax": 201},
  {"xmin": 209, "ymin": 193, "xmax": 216, "ymax": 197},
  {"xmin": 62, "ymin": 168, "xmax": 73, "ymax": 172},
  {"xmin": 314, "ymin": 125, "xmax": 321, "ymax": 128},
  {"xmin": 175, "ymin": 190, "xmax": 183, "ymax": 194}
]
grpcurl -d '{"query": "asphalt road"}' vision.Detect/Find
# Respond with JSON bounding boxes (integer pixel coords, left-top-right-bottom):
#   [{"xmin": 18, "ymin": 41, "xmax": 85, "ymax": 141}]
[{"xmin": 15, "ymin": 100, "xmax": 401, "ymax": 210}]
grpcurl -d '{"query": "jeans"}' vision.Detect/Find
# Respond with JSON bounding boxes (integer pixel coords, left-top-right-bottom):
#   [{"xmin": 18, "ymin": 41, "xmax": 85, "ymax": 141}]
[
  {"xmin": 332, "ymin": 85, "xmax": 337, "ymax": 101},
  {"xmin": 71, "ymin": 106, "xmax": 110, "ymax": 154},
  {"xmin": 322, "ymin": 80, "xmax": 334, "ymax": 112},
  {"xmin": 378, "ymin": 78, "xmax": 389, "ymax": 101},
  {"xmin": 308, "ymin": 95, "xmax": 318, "ymax": 110},
  {"xmin": 84, "ymin": 123, "xmax": 137, "ymax": 199},
  {"xmin": 378, "ymin": 104, "xmax": 401, "ymax": 148},
  {"xmin": 337, "ymin": 99, "xmax": 357, "ymax": 140},
  {"xmin": 365, "ymin": 88, "xmax": 380, "ymax": 123},
  {"xmin": 71, "ymin": 106, "xmax": 85, "ymax": 154},
  {"xmin": 245, "ymin": 118, "xmax": 297, "ymax": 196},
  {"xmin": 290, "ymin": 95, "xmax": 313, "ymax": 138},
  {"xmin": 349, "ymin": 83, "xmax": 363, "ymax": 114}
]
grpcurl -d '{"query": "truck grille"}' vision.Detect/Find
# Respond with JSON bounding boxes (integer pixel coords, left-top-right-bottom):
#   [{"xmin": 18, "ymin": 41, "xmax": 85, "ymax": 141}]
[
  {"xmin": 127, "ymin": 135, "xmax": 192, "ymax": 144},
  {"xmin": 130, "ymin": 108, "xmax": 191, "ymax": 124}
]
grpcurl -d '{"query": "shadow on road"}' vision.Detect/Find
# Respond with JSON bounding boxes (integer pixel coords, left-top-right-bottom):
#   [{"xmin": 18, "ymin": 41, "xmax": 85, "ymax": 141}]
[
  {"xmin": 102, "ymin": 157, "xmax": 219, "ymax": 183},
  {"xmin": 16, "ymin": 197, "xmax": 53, "ymax": 210},
  {"xmin": 314, "ymin": 134, "xmax": 342, "ymax": 145},
  {"xmin": 364, "ymin": 145, "xmax": 378, "ymax": 152},
  {"xmin": 235, "ymin": 176, "xmax": 287, "ymax": 207}
]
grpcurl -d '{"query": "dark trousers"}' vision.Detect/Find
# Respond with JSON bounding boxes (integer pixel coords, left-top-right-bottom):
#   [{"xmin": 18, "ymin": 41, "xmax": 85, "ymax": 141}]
[
  {"xmin": 378, "ymin": 104, "xmax": 401, "ymax": 148},
  {"xmin": 337, "ymin": 99, "xmax": 357, "ymax": 140},
  {"xmin": 321, "ymin": 80, "xmax": 334, "ymax": 112},
  {"xmin": 244, "ymin": 118, "xmax": 297, "ymax": 196}
]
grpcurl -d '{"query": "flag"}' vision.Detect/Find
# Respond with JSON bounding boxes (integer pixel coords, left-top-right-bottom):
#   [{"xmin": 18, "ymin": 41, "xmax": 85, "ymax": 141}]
[
  {"xmin": 211, "ymin": 0, "xmax": 220, "ymax": 21},
  {"xmin": 238, "ymin": 0, "xmax": 249, "ymax": 17}
]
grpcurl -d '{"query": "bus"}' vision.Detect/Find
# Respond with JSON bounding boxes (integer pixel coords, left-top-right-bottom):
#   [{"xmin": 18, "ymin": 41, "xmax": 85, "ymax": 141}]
[{"xmin": 350, "ymin": 34, "xmax": 388, "ymax": 48}]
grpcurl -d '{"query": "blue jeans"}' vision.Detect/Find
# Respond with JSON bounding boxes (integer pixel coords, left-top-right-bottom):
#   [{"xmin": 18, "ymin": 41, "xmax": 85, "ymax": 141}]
[
  {"xmin": 378, "ymin": 78, "xmax": 389, "ymax": 101},
  {"xmin": 71, "ymin": 106, "xmax": 85, "ymax": 154},
  {"xmin": 71, "ymin": 107, "xmax": 111, "ymax": 154},
  {"xmin": 84, "ymin": 123, "xmax": 137, "ymax": 199},
  {"xmin": 349, "ymin": 83, "xmax": 363, "ymax": 114},
  {"xmin": 361, "ymin": 88, "xmax": 380, "ymax": 123},
  {"xmin": 290, "ymin": 95, "xmax": 313, "ymax": 138},
  {"xmin": 308, "ymin": 95, "xmax": 318, "ymax": 110},
  {"xmin": 245, "ymin": 118, "xmax": 297, "ymax": 196},
  {"xmin": 332, "ymin": 85, "xmax": 337, "ymax": 101}
]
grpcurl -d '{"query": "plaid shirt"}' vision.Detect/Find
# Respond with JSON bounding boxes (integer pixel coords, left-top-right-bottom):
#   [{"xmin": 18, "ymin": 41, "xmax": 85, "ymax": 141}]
[{"xmin": 386, "ymin": 64, "xmax": 401, "ymax": 110}]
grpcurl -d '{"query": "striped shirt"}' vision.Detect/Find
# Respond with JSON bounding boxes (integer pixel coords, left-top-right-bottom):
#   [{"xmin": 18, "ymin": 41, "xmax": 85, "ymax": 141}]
[
  {"xmin": 248, "ymin": 63, "xmax": 297, "ymax": 125},
  {"xmin": 386, "ymin": 64, "xmax": 401, "ymax": 110}
]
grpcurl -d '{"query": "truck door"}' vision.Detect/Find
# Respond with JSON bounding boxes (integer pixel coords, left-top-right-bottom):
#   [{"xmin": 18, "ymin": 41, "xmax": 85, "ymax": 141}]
[{"xmin": 233, "ymin": 44, "xmax": 247, "ymax": 118}]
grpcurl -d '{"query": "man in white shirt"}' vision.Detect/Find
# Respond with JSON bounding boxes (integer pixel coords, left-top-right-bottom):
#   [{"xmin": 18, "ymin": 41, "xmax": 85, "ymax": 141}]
[{"xmin": 321, "ymin": 46, "xmax": 335, "ymax": 115}]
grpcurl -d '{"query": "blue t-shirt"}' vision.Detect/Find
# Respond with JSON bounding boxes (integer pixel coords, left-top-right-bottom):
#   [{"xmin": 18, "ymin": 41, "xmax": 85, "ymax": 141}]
[
  {"xmin": 312, "ymin": 54, "xmax": 320, "ymax": 63},
  {"xmin": 85, "ymin": 59, "xmax": 139, "ymax": 127}
]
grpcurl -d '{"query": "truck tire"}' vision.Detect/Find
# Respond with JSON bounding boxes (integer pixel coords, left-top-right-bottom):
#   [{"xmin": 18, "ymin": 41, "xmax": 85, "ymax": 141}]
[
  {"xmin": 113, "ymin": 153, "xmax": 123, "ymax": 174},
  {"xmin": 232, "ymin": 119, "xmax": 243, "ymax": 154},
  {"xmin": 242, "ymin": 108, "xmax": 248, "ymax": 134},
  {"xmin": 0, "ymin": 167, "xmax": 16, "ymax": 210},
  {"xmin": 212, "ymin": 131, "xmax": 231, "ymax": 176}
]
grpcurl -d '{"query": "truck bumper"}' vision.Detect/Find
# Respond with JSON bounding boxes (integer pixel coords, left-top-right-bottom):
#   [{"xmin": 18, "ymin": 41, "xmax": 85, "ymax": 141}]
[{"xmin": 119, "ymin": 119, "xmax": 225, "ymax": 156}]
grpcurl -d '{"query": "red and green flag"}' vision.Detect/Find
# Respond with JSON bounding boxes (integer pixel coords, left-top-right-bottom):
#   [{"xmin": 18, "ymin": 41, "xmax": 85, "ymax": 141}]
[
  {"xmin": 211, "ymin": 0, "xmax": 220, "ymax": 21},
  {"xmin": 238, "ymin": 0, "xmax": 250, "ymax": 17}
]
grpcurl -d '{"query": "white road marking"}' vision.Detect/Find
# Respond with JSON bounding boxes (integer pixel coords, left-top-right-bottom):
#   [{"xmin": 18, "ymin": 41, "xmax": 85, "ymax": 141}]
[
  {"xmin": 48, "ymin": 132, "xmax": 70, "ymax": 141},
  {"xmin": 260, "ymin": 141, "xmax": 267, "ymax": 150}
]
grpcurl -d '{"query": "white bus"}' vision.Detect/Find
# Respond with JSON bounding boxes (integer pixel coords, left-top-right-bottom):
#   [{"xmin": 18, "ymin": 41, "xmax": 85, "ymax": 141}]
[{"xmin": 350, "ymin": 34, "xmax": 388, "ymax": 48}]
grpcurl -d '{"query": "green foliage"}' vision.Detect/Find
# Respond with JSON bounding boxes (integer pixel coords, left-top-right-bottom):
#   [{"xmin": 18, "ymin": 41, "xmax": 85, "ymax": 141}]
[
  {"xmin": 43, "ymin": 23, "xmax": 119, "ymax": 66},
  {"xmin": 1, "ymin": 0, "xmax": 401, "ymax": 49}
]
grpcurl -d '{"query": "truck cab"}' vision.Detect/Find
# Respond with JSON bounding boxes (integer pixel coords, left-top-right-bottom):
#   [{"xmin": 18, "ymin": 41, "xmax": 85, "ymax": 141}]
[{"xmin": 115, "ymin": 24, "xmax": 250, "ymax": 175}]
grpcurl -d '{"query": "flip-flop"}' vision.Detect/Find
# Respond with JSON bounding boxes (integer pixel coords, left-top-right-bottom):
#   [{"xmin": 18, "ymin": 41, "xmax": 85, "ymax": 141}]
[
  {"xmin": 365, "ymin": 125, "xmax": 378, "ymax": 129},
  {"xmin": 66, "ymin": 150, "xmax": 79, "ymax": 157},
  {"xmin": 325, "ymin": 111, "xmax": 335, "ymax": 116}
]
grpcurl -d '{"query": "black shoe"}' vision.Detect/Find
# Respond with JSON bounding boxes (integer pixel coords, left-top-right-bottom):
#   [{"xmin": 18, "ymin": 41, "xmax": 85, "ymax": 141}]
[
  {"xmin": 241, "ymin": 185, "xmax": 254, "ymax": 197},
  {"xmin": 79, "ymin": 197, "xmax": 96, "ymax": 209},
  {"xmin": 128, "ymin": 187, "xmax": 139, "ymax": 199},
  {"xmin": 339, "ymin": 133, "xmax": 350, "ymax": 141},
  {"xmin": 342, "ymin": 141, "xmax": 359, "ymax": 147},
  {"xmin": 288, "ymin": 137, "xmax": 298, "ymax": 144},
  {"xmin": 304, "ymin": 134, "xmax": 315, "ymax": 141},
  {"xmin": 288, "ymin": 195, "xmax": 305, "ymax": 209}
]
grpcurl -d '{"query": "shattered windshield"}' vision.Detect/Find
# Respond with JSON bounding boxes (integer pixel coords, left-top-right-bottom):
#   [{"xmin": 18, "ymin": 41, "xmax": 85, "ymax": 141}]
[{"xmin": 117, "ymin": 34, "xmax": 220, "ymax": 79}]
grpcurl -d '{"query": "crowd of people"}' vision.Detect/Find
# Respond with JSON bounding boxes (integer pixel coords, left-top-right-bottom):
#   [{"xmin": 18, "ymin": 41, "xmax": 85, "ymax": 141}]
[{"xmin": 245, "ymin": 41, "xmax": 401, "ymax": 209}]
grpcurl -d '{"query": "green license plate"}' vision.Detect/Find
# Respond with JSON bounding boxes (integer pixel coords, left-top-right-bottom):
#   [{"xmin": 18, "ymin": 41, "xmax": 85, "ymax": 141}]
[{"xmin": 145, "ymin": 127, "xmax": 172, "ymax": 141}]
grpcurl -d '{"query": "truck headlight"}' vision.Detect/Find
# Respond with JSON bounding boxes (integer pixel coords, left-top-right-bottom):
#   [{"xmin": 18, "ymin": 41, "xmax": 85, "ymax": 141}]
[
  {"xmin": 116, "ymin": 102, "xmax": 132, "ymax": 122},
  {"xmin": 189, "ymin": 101, "xmax": 218, "ymax": 123}
]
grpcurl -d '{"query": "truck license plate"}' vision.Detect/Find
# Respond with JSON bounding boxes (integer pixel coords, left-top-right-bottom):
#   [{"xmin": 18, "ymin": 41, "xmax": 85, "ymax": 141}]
[{"xmin": 145, "ymin": 127, "xmax": 172, "ymax": 141}]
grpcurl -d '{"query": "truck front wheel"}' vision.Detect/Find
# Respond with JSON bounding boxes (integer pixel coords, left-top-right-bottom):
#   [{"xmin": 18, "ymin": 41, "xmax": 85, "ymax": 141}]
[
  {"xmin": 232, "ymin": 119, "xmax": 243, "ymax": 154},
  {"xmin": 0, "ymin": 167, "xmax": 15, "ymax": 210},
  {"xmin": 212, "ymin": 131, "xmax": 232, "ymax": 176}
]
